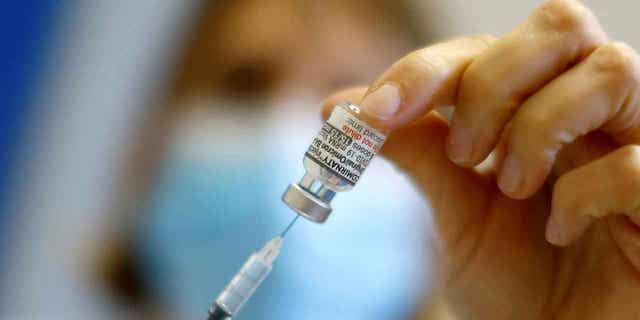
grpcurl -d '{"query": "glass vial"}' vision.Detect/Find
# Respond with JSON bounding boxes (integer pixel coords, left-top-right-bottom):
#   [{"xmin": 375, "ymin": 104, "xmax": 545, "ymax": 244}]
[{"xmin": 282, "ymin": 101, "xmax": 388, "ymax": 223}]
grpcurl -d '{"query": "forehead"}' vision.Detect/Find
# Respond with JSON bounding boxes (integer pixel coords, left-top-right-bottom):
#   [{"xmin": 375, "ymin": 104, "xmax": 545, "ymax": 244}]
[{"xmin": 210, "ymin": 0, "xmax": 390, "ymax": 62}]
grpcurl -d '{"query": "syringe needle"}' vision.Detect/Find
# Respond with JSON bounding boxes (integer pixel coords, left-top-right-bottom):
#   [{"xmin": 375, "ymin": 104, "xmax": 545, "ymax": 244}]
[{"xmin": 280, "ymin": 215, "xmax": 299, "ymax": 238}]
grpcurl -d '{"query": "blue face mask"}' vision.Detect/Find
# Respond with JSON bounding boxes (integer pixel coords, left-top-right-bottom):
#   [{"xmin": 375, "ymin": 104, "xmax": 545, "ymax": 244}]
[
  {"xmin": 137, "ymin": 98, "xmax": 431, "ymax": 319},
  {"xmin": 136, "ymin": 101, "xmax": 286, "ymax": 318}
]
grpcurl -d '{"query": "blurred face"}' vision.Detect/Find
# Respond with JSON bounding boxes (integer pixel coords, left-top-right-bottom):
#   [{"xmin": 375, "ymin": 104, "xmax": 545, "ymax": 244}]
[
  {"xmin": 190, "ymin": 0, "xmax": 415, "ymax": 103},
  {"xmin": 133, "ymin": 2, "xmax": 429, "ymax": 319}
]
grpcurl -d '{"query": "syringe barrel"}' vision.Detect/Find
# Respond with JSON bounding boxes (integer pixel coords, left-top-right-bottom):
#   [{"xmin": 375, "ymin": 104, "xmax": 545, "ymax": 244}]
[{"xmin": 215, "ymin": 253, "xmax": 272, "ymax": 316}]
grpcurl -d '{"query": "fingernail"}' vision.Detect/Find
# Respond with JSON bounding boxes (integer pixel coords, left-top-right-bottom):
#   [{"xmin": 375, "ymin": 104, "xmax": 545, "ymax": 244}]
[
  {"xmin": 447, "ymin": 126, "xmax": 472, "ymax": 165},
  {"xmin": 360, "ymin": 83, "xmax": 402, "ymax": 120},
  {"xmin": 546, "ymin": 213, "xmax": 565, "ymax": 245},
  {"xmin": 498, "ymin": 154, "xmax": 522, "ymax": 195}
]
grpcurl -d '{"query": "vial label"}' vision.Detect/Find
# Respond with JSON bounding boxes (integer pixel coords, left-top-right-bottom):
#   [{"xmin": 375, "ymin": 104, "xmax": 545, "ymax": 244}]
[{"xmin": 305, "ymin": 104, "xmax": 387, "ymax": 185}]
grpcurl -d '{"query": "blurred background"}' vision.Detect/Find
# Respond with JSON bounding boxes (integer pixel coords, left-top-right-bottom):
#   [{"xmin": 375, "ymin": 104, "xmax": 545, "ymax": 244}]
[{"xmin": 1, "ymin": 1, "xmax": 638, "ymax": 319}]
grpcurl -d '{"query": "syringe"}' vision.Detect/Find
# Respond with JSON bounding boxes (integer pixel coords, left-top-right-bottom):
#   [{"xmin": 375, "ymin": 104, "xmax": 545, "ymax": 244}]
[{"xmin": 204, "ymin": 216, "xmax": 299, "ymax": 320}]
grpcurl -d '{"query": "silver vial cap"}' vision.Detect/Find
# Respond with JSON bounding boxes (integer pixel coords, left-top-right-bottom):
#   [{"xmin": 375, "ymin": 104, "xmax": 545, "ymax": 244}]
[{"xmin": 282, "ymin": 183, "xmax": 332, "ymax": 223}]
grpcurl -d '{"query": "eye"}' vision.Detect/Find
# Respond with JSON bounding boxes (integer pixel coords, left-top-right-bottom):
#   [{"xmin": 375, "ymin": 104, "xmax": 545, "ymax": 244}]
[{"xmin": 218, "ymin": 60, "xmax": 280, "ymax": 97}]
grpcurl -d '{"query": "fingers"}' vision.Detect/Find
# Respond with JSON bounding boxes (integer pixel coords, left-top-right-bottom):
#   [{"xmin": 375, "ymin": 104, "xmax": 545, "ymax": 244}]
[
  {"xmin": 447, "ymin": 0, "xmax": 608, "ymax": 167},
  {"xmin": 354, "ymin": 35, "xmax": 495, "ymax": 130},
  {"xmin": 323, "ymin": 0, "xmax": 639, "ymax": 208},
  {"xmin": 498, "ymin": 42, "xmax": 640, "ymax": 199},
  {"xmin": 322, "ymin": 88, "xmax": 491, "ymax": 249},
  {"xmin": 547, "ymin": 145, "xmax": 640, "ymax": 246},
  {"xmin": 322, "ymin": 86, "xmax": 462, "ymax": 167}
]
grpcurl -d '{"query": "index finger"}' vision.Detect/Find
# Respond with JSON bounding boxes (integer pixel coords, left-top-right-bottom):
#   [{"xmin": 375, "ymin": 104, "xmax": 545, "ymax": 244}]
[{"xmin": 351, "ymin": 35, "xmax": 496, "ymax": 130}]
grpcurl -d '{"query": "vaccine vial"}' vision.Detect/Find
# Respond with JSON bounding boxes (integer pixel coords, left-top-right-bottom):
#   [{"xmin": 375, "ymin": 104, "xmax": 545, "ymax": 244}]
[{"xmin": 282, "ymin": 101, "xmax": 388, "ymax": 223}]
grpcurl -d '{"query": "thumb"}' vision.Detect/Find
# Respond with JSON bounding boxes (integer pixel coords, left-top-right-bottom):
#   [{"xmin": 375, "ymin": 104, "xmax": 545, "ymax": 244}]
[{"xmin": 322, "ymin": 89, "xmax": 491, "ymax": 248}]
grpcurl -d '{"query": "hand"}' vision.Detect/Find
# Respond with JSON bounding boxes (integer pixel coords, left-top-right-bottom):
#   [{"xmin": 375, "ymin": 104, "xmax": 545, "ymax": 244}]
[{"xmin": 321, "ymin": 1, "xmax": 640, "ymax": 319}]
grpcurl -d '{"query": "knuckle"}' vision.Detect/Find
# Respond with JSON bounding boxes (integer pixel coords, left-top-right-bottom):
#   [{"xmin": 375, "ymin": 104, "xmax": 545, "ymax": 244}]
[
  {"xmin": 537, "ymin": 0, "xmax": 589, "ymax": 30},
  {"xmin": 460, "ymin": 62, "xmax": 502, "ymax": 100},
  {"xmin": 616, "ymin": 145, "xmax": 640, "ymax": 173},
  {"xmin": 511, "ymin": 108, "xmax": 556, "ymax": 149},
  {"xmin": 592, "ymin": 42, "xmax": 640, "ymax": 82},
  {"xmin": 554, "ymin": 172, "xmax": 599, "ymax": 217},
  {"xmin": 410, "ymin": 49, "xmax": 449, "ymax": 81},
  {"xmin": 621, "ymin": 144, "xmax": 640, "ymax": 157},
  {"xmin": 536, "ymin": 0, "xmax": 600, "ymax": 42},
  {"xmin": 614, "ymin": 145, "xmax": 640, "ymax": 195},
  {"xmin": 521, "ymin": 109, "xmax": 550, "ymax": 133},
  {"xmin": 553, "ymin": 173, "xmax": 582, "ymax": 211},
  {"xmin": 470, "ymin": 34, "xmax": 498, "ymax": 48},
  {"xmin": 380, "ymin": 49, "xmax": 443, "ymax": 87},
  {"xmin": 605, "ymin": 145, "xmax": 640, "ymax": 193}
]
